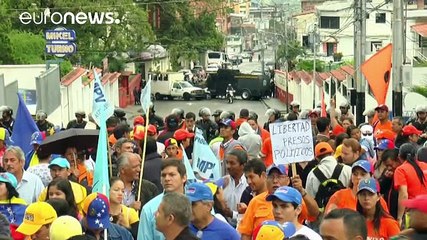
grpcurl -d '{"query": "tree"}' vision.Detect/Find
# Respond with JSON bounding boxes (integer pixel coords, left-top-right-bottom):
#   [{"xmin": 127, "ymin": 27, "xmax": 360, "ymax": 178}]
[
  {"xmin": 277, "ymin": 40, "xmax": 306, "ymax": 71},
  {"xmin": 296, "ymin": 59, "xmax": 325, "ymax": 72}
]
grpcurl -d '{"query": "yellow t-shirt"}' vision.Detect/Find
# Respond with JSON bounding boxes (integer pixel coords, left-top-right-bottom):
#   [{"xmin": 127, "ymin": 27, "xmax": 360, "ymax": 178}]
[{"xmin": 119, "ymin": 204, "xmax": 139, "ymax": 228}]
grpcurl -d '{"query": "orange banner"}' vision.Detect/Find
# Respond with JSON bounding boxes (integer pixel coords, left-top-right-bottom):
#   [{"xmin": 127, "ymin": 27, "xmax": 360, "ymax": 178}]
[{"xmin": 361, "ymin": 44, "xmax": 392, "ymax": 105}]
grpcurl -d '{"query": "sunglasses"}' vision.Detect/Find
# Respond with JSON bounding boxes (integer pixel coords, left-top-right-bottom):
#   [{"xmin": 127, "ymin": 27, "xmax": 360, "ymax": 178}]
[{"xmin": 362, "ymin": 133, "xmax": 373, "ymax": 136}]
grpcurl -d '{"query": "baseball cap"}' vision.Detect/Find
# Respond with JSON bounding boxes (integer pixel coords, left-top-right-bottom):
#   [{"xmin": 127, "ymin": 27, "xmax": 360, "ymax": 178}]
[
  {"xmin": 403, "ymin": 194, "xmax": 427, "ymax": 214},
  {"xmin": 218, "ymin": 118, "xmax": 236, "ymax": 130},
  {"xmin": 16, "ymin": 202, "xmax": 57, "ymax": 235},
  {"xmin": 0, "ymin": 172, "xmax": 17, "ymax": 188},
  {"xmin": 133, "ymin": 116, "xmax": 145, "ymax": 126},
  {"xmin": 374, "ymin": 139, "xmax": 395, "ymax": 151},
  {"xmin": 266, "ymin": 186, "xmax": 302, "ymax": 205},
  {"xmin": 334, "ymin": 145, "xmax": 343, "ymax": 159},
  {"xmin": 266, "ymin": 164, "xmax": 287, "ymax": 176},
  {"xmin": 49, "ymin": 216, "xmax": 83, "ymax": 240},
  {"xmin": 185, "ymin": 182, "xmax": 213, "ymax": 202},
  {"xmin": 352, "ymin": 160, "xmax": 372, "ymax": 173},
  {"xmin": 147, "ymin": 124, "xmax": 157, "ymax": 135},
  {"xmin": 357, "ymin": 178, "xmax": 379, "ymax": 194},
  {"xmin": 252, "ymin": 220, "xmax": 296, "ymax": 240},
  {"xmin": 49, "ymin": 157, "xmax": 70, "ymax": 169},
  {"xmin": 402, "ymin": 125, "xmax": 422, "ymax": 136},
  {"xmin": 30, "ymin": 131, "xmax": 45, "ymax": 145},
  {"xmin": 315, "ymin": 142, "xmax": 334, "ymax": 158},
  {"xmin": 82, "ymin": 193, "xmax": 110, "ymax": 230},
  {"xmin": 375, "ymin": 104, "xmax": 389, "ymax": 112},
  {"xmin": 308, "ymin": 110, "xmax": 319, "ymax": 117},
  {"xmin": 173, "ymin": 129, "xmax": 195, "ymax": 141},
  {"xmin": 133, "ymin": 125, "xmax": 145, "ymax": 141},
  {"xmin": 164, "ymin": 138, "xmax": 178, "ymax": 148}
]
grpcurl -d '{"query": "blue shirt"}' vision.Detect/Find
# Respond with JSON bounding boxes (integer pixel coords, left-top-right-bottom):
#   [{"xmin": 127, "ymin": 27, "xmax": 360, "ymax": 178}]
[
  {"xmin": 137, "ymin": 193, "xmax": 165, "ymax": 240},
  {"xmin": 189, "ymin": 217, "xmax": 240, "ymax": 240}
]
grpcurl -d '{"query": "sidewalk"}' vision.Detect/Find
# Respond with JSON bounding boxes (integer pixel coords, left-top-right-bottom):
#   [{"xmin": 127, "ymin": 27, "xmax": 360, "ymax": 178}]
[{"xmin": 260, "ymin": 97, "xmax": 288, "ymax": 112}]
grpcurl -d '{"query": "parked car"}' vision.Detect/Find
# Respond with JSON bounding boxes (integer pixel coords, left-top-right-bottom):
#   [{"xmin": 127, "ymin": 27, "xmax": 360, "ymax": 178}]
[
  {"xmin": 206, "ymin": 64, "xmax": 219, "ymax": 73},
  {"xmin": 152, "ymin": 79, "xmax": 206, "ymax": 101}
]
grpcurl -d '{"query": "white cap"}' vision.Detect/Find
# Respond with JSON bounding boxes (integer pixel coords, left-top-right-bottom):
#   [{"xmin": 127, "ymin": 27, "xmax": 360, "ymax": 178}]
[{"xmin": 415, "ymin": 105, "xmax": 427, "ymax": 113}]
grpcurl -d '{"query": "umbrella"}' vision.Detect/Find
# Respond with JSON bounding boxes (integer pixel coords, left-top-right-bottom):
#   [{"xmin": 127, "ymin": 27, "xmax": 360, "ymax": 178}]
[{"xmin": 40, "ymin": 129, "xmax": 100, "ymax": 155}]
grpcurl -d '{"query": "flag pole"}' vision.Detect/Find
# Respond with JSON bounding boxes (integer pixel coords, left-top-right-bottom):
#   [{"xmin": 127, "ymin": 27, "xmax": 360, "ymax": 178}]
[{"xmin": 137, "ymin": 114, "xmax": 150, "ymax": 203}]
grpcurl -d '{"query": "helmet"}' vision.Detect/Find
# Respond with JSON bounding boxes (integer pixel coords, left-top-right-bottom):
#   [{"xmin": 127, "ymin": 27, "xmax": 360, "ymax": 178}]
[
  {"xmin": 299, "ymin": 109, "xmax": 311, "ymax": 119},
  {"xmin": 415, "ymin": 105, "xmax": 427, "ymax": 113},
  {"xmin": 339, "ymin": 101, "xmax": 350, "ymax": 109},
  {"xmin": 75, "ymin": 110, "xmax": 86, "ymax": 118},
  {"xmin": 248, "ymin": 111, "xmax": 258, "ymax": 121},
  {"xmin": 199, "ymin": 107, "xmax": 211, "ymax": 117},
  {"xmin": 0, "ymin": 106, "xmax": 13, "ymax": 116},
  {"xmin": 171, "ymin": 108, "xmax": 185, "ymax": 120},
  {"xmin": 290, "ymin": 100, "xmax": 300, "ymax": 107},
  {"xmin": 114, "ymin": 109, "xmax": 126, "ymax": 118},
  {"xmin": 265, "ymin": 108, "xmax": 281, "ymax": 120},
  {"xmin": 219, "ymin": 111, "xmax": 235, "ymax": 121},
  {"xmin": 212, "ymin": 109, "xmax": 223, "ymax": 117},
  {"xmin": 36, "ymin": 110, "xmax": 47, "ymax": 121},
  {"xmin": 228, "ymin": 84, "xmax": 231, "ymax": 86}
]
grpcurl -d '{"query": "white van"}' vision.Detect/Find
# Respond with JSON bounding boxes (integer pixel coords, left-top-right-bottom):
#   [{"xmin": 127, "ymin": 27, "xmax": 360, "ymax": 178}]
[{"xmin": 150, "ymin": 72, "xmax": 206, "ymax": 100}]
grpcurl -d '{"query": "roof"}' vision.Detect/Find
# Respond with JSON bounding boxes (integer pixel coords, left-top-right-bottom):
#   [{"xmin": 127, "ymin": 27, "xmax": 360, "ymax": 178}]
[
  {"xmin": 109, "ymin": 72, "xmax": 121, "ymax": 83},
  {"xmin": 340, "ymin": 65, "xmax": 354, "ymax": 75},
  {"xmin": 298, "ymin": 71, "xmax": 313, "ymax": 84},
  {"xmin": 61, "ymin": 68, "xmax": 86, "ymax": 86},
  {"xmin": 411, "ymin": 23, "xmax": 427, "ymax": 37},
  {"xmin": 330, "ymin": 69, "xmax": 347, "ymax": 81}
]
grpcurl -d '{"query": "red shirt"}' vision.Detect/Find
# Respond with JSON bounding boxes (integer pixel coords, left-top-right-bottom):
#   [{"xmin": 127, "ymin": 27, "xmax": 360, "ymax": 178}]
[
  {"xmin": 261, "ymin": 138, "xmax": 273, "ymax": 167},
  {"xmin": 394, "ymin": 161, "xmax": 427, "ymax": 199}
]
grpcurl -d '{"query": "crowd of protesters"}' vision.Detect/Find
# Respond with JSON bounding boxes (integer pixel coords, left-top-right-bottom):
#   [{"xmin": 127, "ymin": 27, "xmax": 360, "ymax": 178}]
[{"xmin": 0, "ymin": 98, "xmax": 426, "ymax": 240}]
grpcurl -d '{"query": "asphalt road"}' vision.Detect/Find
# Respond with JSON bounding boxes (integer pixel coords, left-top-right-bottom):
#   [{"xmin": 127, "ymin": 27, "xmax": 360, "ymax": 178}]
[{"xmin": 124, "ymin": 98, "xmax": 270, "ymax": 126}]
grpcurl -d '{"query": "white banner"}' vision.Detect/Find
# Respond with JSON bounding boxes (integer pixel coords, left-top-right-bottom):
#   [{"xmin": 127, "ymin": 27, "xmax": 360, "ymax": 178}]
[
  {"xmin": 192, "ymin": 128, "xmax": 221, "ymax": 180},
  {"xmin": 269, "ymin": 120, "xmax": 314, "ymax": 164}
]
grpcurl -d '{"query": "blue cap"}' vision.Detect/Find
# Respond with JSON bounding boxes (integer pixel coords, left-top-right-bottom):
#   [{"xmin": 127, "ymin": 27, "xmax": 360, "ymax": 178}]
[
  {"xmin": 30, "ymin": 131, "xmax": 44, "ymax": 145},
  {"xmin": 282, "ymin": 222, "xmax": 297, "ymax": 238},
  {"xmin": 374, "ymin": 139, "xmax": 395, "ymax": 150},
  {"xmin": 267, "ymin": 164, "xmax": 287, "ymax": 175},
  {"xmin": 266, "ymin": 186, "xmax": 302, "ymax": 205},
  {"xmin": 0, "ymin": 172, "xmax": 18, "ymax": 188},
  {"xmin": 186, "ymin": 182, "xmax": 213, "ymax": 202},
  {"xmin": 357, "ymin": 177, "xmax": 379, "ymax": 194},
  {"xmin": 352, "ymin": 160, "xmax": 372, "ymax": 173},
  {"xmin": 49, "ymin": 157, "xmax": 70, "ymax": 169}
]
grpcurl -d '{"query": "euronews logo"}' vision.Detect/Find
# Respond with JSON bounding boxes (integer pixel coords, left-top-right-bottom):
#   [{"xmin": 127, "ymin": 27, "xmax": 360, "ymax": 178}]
[{"xmin": 19, "ymin": 11, "xmax": 121, "ymax": 25}]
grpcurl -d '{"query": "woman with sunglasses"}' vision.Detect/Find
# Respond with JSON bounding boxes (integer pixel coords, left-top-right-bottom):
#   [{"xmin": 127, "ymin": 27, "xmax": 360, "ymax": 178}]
[
  {"xmin": 356, "ymin": 178, "xmax": 399, "ymax": 239},
  {"xmin": 0, "ymin": 172, "xmax": 27, "ymax": 240}
]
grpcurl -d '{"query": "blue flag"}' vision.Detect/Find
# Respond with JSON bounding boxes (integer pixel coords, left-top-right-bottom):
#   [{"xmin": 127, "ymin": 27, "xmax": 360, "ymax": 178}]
[
  {"xmin": 181, "ymin": 144, "xmax": 197, "ymax": 183},
  {"xmin": 192, "ymin": 128, "xmax": 221, "ymax": 180},
  {"xmin": 91, "ymin": 70, "xmax": 113, "ymax": 195},
  {"xmin": 11, "ymin": 94, "xmax": 39, "ymax": 164},
  {"xmin": 140, "ymin": 80, "xmax": 152, "ymax": 114}
]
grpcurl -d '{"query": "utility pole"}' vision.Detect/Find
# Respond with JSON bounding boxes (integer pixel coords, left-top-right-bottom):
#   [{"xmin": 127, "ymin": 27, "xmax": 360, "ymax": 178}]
[
  {"xmin": 354, "ymin": 0, "xmax": 366, "ymax": 125},
  {"xmin": 392, "ymin": 0, "xmax": 403, "ymax": 117},
  {"xmin": 312, "ymin": 22, "xmax": 317, "ymax": 109},
  {"xmin": 260, "ymin": 3, "xmax": 265, "ymax": 77},
  {"xmin": 284, "ymin": 11, "xmax": 289, "ymax": 112},
  {"xmin": 273, "ymin": 5, "xmax": 277, "ymax": 69}
]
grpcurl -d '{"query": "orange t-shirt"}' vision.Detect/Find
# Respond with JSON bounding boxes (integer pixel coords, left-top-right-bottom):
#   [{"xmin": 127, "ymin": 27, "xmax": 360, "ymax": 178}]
[
  {"xmin": 236, "ymin": 118, "xmax": 247, "ymax": 127},
  {"xmin": 238, "ymin": 191, "xmax": 311, "ymax": 236},
  {"xmin": 325, "ymin": 188, "xmax": 389, "ymax": 214},
  {"xmin": 259, "ymin": 128, "xmax": 270, "ymax": 143},
  {"xmin": 261, "ymin": 138, "xmax": 273, "ymax": 167},
  {"xmin": 394, "ymin": 161, "xmax": 427, "ymax": 199},
  {"xmin": 374, "ymin": 120, "xmax": 394, "ymax": 137},
  {"xmin": 238, "ymin": 191, "xmax": 273, "ymax": 236},
  {"xmin": 366, "ymin": 216, "xmax": 400, "ymax": 239}
]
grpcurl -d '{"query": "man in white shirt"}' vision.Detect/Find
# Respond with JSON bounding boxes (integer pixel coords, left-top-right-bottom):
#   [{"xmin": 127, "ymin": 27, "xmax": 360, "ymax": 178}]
[
  {"xmin": 266, "ymin": 186, "xmax": 322, "ymax": 240},
  {"xmin": 221, "ymin": 148, "xmax": 248, "ymax": 225},
  {"xmin": 3, "ymin": 146, "xmax": 43, "ymax": 204},
  {"xmin": 306, "ymin": 142, "xmax": 351, "ymax": 198}
]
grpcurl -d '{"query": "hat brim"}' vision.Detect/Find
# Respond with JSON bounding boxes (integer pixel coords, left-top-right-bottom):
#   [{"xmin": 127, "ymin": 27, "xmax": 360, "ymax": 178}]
[
  {"xmin": 16, "ymin": 222, "xmax": 43, "ymax": 236},
  {"xmin": 357, "ymin": 186, "xmax": 377, "ymax": 194},
  {"xmin": 48, "ymin": 164, "xmax": 69, "ymax": 169},
  {"xmin": 86, "ymin": 216, "xmax": 111, "ymax": 230},
  {"xmin": 352, "ymin": 165, "xmax": 370, "ymax": 173},
  {"xmin": 186, "ymin": 195, "xmax": 203, "ymax": 202},
  {"xmin": 265, "ymin": 194, "xmax": 297, "ymax": 204},
  {"xmin": 402, "ymin": 198, "xmax": 417, "ymax": 209}
]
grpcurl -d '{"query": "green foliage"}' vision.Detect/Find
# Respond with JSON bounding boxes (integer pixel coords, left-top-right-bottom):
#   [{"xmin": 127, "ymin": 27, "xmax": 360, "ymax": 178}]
[
  {"xmin": 7, "ymin": 31, "xmax": 45, "ymax": 64},
  {"xmin": 60, "ymin": 60, "xmax": 73, "ymax": 77},
  {"xmin": 277, "ymin": 40, "xmax": 305, "ymax": 70},
  {"xmin": 410, "ymin": 85, "xmax": 427, "ymax": 98},
  {"xmin": 108, "ymin": 57, "xmax": 126, "ymax": 72},
  {"xmin": 296, "ymin": 59, "xmax": 325, "ymax": 72}
]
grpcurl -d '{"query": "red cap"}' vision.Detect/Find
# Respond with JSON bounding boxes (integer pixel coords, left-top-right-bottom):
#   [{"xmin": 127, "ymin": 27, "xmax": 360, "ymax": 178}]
[
  {"xmin": 403, "ymin": 194, "xmax": 427, "ymax": 214},
  {"xmin": 147, "ymin": 124, "xmax": 157, "ymax": 135},
  {"xmin": 402, "ymin": 125, "xmax": 422, "ymax": 136},
  {"xmin": 173, "ymin": 129, "xmax": 195, "ymax": 141},
  {"xmin": 133, "ymin": 116, "xmax": 145, "ymax": 126},
  {"xmin": 375, "ymin": 104, "xmax": 389, "ymax": 112},
  {"xmin": 332, "ymin": 125, "xmax": 346, "ymax": 136}
]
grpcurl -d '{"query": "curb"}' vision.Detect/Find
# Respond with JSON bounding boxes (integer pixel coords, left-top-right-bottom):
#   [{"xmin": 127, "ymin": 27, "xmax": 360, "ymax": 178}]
[{"xmin": 260, "ymin": 98, "xmax": 271, "ymax": 109}]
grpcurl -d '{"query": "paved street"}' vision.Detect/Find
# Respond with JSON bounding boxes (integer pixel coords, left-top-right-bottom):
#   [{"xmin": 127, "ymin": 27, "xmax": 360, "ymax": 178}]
[{"xmin": 123, "ymin": 98, "xmax": 285, "ymax": 126}]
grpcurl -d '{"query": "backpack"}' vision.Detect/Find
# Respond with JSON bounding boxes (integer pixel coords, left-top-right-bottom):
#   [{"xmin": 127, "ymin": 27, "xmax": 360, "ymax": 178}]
[{"xmin": 313, "ymin": 164, "xmax": 346, "ymax": 209}]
